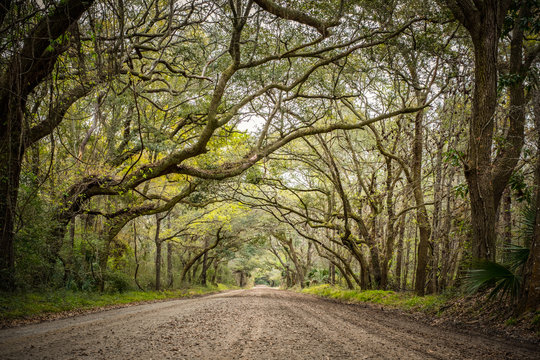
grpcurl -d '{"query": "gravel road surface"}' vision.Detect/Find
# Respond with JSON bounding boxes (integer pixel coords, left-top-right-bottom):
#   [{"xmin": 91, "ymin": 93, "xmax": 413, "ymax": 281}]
[{"xmin": 0, "ymin": 286, "xmax": 538, "ymax": 359}]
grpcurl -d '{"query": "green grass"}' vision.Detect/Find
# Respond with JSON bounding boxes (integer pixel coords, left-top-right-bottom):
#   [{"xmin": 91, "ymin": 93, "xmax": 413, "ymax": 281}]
[
  {"xmin": 301, "ymin": 284, "xmax": 448, "ymax": 313},
  {"xmin": 0, "ymin": 284, "xmax": 235, "ymax": 322}
]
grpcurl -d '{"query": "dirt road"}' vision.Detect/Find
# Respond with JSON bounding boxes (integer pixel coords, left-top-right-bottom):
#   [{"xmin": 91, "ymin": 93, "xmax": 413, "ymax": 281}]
[{"xmin": 0, "ymin": 287, "xmax": 538, "ymax": 359}]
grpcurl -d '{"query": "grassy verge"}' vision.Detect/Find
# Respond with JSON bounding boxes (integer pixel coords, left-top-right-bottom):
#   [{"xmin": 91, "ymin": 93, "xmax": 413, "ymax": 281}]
[
  {"xmin": 301, "ymin": 284, "xmax": 448, "ymax": 314},
  {"xmin": 302, "ymin": 285, "xmax": 540, "ymax": 340},
  {"xmin": 0, "ymin": 284, "xmax": 236, "ymax": 323}
]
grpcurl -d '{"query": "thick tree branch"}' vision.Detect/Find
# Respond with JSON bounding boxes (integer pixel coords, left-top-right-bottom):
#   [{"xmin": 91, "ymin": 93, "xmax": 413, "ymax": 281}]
[
  {"xmin": 26, "ymin": 84, "xmax": 94, "ymax": 146},
  {"xmin": 253, "ymin": 0, "xmax": 338, "ymax": 36}
]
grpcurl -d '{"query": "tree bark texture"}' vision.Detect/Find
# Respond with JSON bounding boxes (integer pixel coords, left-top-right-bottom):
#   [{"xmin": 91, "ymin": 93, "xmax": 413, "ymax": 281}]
[
  {"xmin": 167, "ymin": 242, "xmax": 173, "ymax": 288},
  {"xmin": 154, "ymin": 215, "xmax": 162, "ymax": 291},
  {"xmin": 446, "ymin": 0, "xmax": 522, "ymax": 262},
  {"xmin": 412, "ymin": 100, "xmax": 432, "ymax": 296},
  {"xmin": 0, "ymin": 0, "xmax": 95, "ymax": 291},
  {"xmin": 521, "ymin": 89, "xmax": 540, "ymax": 311}
]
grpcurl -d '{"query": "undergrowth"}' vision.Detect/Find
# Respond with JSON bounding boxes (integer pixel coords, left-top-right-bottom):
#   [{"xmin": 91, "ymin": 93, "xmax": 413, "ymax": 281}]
[
  {"xmin": 0, "ymin": 284, "xmax": 235, "ymax": 322},
  {"xmin": 301, "ymin": 284, "xmax": 448, "ymax": 314}
]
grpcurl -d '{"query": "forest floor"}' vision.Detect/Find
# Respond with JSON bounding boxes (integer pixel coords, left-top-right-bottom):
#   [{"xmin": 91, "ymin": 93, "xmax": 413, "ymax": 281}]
[{"xmin": 0, "ymin": 286, "xmax": 538, "ymax": 359}]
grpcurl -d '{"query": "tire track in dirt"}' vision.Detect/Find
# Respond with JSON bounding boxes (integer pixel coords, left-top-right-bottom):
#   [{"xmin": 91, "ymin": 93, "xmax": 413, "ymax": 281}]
[{"xmin": 0, "ymin": 287, "xmax": 538, "ymax": 359}]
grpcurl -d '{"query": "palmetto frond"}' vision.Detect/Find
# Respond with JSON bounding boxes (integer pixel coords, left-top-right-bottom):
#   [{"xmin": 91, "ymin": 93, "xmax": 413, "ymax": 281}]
[{"xmin": 464, "ymin": 260, "xmax": 522, "ymax": 300}]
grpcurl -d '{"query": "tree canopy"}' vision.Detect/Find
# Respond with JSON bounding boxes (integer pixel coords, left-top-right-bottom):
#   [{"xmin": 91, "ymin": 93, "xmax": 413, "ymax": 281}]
[{"xmin": 0, "ymin": 0, "xmax": 539, "ymax": 311}]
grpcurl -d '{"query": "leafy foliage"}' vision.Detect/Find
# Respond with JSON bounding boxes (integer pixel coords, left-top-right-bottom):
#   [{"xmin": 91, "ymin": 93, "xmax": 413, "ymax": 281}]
[
  {"xmin": 518, "ymin": 202, "xmax": 536, "ymax": 247},
  {"xmin": 302, "ymin": 285, "xmax": 447, "ymax": 313},
  {"xmin": 463, "ymin": 260, "xmax": 522, "ymax": 301},
  {"xmin": 509, "ymin": 171, "xmax": 532, "ymax": 203},
  {"xmin": 307, "ymin": 268, "xmax": 329, "ymax": 284},
  {"xmin": 505, "ymin": 244, "xmax": 530, "ymax": 272}
]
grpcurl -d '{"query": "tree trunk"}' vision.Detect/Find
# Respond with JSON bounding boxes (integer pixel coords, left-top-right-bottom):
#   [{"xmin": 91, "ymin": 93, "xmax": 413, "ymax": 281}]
[
  {"xmin": 238, "ymin": 271, "xmax": 245, "ymax": 287},
  {"xmin": 98, "ymin": 237, "xmax": 111, "ymax": 292},
  {"xmin": 191, "ymin": 260, "xmax": 200, "ymax": 284},
  {"xmin": 403, "ymin": 233, "xmax": 411, "ymax": 290},
  {"xmin": 381, "ymin": 157, "xmax": 397, "ymax": 289},
  {"xmin": 440, "ymin": 170, "xmax": 454, "ymax": 291},
  {"xmin": 133, "ymin": 222, "xmax": 143, "ymax": 291},
  {"xmin": 344, "ymin": 236, "xmax": 370, "ymax": 289},
  {"xmin": 155, "ymin": 242, "xmax": 162, "ymax": 290},
  {"xmin": 412, "ymin": 96, "xmax": 432, "ymax": 296},
  {"xmin": 524, "ymin": 212, "xmax": 540, "ymax": 311},
  {"xmin": 211, "ymin": 260, "xmax": 220, "ymax": 285},
  {"xmin": 503, "ymin": 188, "xmax": 512, "ymax": 249},
  {"xmin": 154, "ymin": 215, "xmax": 162, "ymax": 291},
  {"xmin": 329, "ymin": 261, "xmax": 335, "ymax": 285},
  {"xmin": 167, "ymin": 242, "xmax": 173, "ymax": 288},
  {"xmin": 355, "ymin": 219, "xmax": 382, "ymax": 287},
  {"xmin": 186, "ymin": 254, "xmax": 193, "ymax": 283},
  {"xmin": 522, "ymin": 161, "xmax": 540, "ymax": 311},
  {"xmin": 412, "ymin": 228, "xmax": 418, "ymax": 290},
  {"xmin": 0, "ymin": 116, "xmax": 22, "ymax": 290},
  {"xmin": 64, "ymin": 216, "xmax": 76, "ymax": 284},
  {"xmin": 395, "ymin": 214, "xmax": 406, "ymax": 290},
  {"xmin": 445, "ymin": 0, "xmax": 516, "ymax": 262},
  {"xmin": 200, "ymin": 239, "xmax": 209, "ymax": 286},
  {"xmin": 0, "ymin": 0, "xmax": 95, "ymax": 292},
  {"xmin": 430, "ymin": 139, "xmax": 444, "ymax": 293},
  {"xmin": 521, "ymin": 89, "xmax": 540, "ymax": 311},
  {"xmin": 287, "ymin": 239, "xmax": 305, "ymax": 287},
  {"xmin": 334, "ymin": 261, "xmax": 354, "ymax": 289}
]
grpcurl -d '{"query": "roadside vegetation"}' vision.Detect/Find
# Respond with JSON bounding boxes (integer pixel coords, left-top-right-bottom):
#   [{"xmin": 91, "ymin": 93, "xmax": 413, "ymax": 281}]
[
  {"xmin": 301, "ymin": 284, "xmax": 540, "ymax": 339},
  {"xmin": 301, "ymin": 285, "xmax": 448, "ymax": 314},
  {"xmin": 0, "ymin": 284, "xmax": 235, "ymax": 324}
]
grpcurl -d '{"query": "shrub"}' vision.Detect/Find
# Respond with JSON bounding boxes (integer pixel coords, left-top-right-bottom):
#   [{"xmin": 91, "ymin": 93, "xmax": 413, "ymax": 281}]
[{"xmin": 105, "ymin": 271, "xmax": 133, "ymax": 293}]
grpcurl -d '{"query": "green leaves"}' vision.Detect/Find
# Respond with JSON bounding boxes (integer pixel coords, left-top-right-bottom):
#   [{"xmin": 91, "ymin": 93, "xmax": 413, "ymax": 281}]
[
  {"xmin": 504, "ymin": 244, "xmax": 530, "ymax": 272},
  {"xmin": 463, "ymin": 245, "xmax": 529, "ymax": 301},
  {"xmin": 453, "ymin": 183, "xmax": 468, "ymax": 199},
  {"xmin": 509, "ymin": 171, "xmax": 531, "ymax": 203},
  {"xmin": 244, "ymin": 165, "xmax": 263, "ymax": 184},
  {"xmin": 498, "ymin": 73, "xmax": 525, "ymax": 92},
  {"xmin": 443, "ymin": 148, "xmax": 464, "ymax": 167},
  {"xmin": 463, "ymin": 260, "xmax": 522, "ymax": 300}
]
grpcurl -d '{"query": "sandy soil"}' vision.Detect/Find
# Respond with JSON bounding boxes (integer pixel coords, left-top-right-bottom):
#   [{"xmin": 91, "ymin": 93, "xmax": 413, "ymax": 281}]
[{"xmin": 0, "ymin": 286, "xmax": 538, "ymax": 359}]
